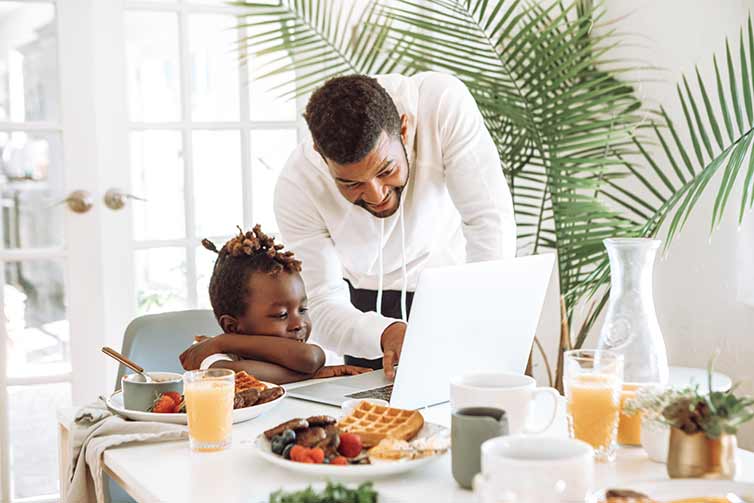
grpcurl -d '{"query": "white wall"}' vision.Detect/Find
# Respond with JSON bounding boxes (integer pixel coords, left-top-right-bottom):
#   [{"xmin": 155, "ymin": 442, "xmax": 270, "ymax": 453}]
[{"xmin": 598, "ymin": 0, "xmax": 754, "ymax": 448}]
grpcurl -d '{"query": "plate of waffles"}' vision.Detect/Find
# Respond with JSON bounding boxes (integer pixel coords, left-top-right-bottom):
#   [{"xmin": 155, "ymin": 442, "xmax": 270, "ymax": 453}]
[
  {"xmin": 253, "ymin": 401, "xmax": 449, "ymax": 478},
  {"xmin": 105, "ymin": 371, "xmax": 286, "ymax": 425},
  {"xmin": 589, "ymin": 480, "xmax": 754, "ymax": 503}
]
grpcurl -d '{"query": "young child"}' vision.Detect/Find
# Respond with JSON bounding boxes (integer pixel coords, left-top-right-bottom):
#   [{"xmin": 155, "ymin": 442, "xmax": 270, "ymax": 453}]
[{"xmin": 179, "ymin": 225, "xmax": 368, "ymax": 384}]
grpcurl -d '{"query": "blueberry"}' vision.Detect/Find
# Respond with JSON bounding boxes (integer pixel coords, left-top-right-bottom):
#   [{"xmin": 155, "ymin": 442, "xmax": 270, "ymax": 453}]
[
  {"xmin": 271, "ymin": 436, "xmax": 286, "ymax": 455},
  {"xmin": 282, "ymin": 443, "xmax": 294, "ymax": 460},
  {"xmin": 280, "ymin": 429, "xmax": 296, "ymax": 445}
]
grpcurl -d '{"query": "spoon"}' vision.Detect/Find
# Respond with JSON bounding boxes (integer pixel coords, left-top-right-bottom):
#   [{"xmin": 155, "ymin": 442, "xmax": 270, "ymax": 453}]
[{"xmin": 101, "ymin": 346, "xmax": 153, "ymax": 382}]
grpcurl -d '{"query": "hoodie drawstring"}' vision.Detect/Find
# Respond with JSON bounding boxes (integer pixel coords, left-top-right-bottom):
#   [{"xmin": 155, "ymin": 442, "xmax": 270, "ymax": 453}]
[
  {"xmin": 376, "ymin": 219, "xmax": 384, "ymax": 316},
  {"xmin": 399, "ymin": 202, "xmax": 408, "ymax": 321},
  {"xmin": 374, "ymin": 200, "xmax": 408, "ymax": 322}
]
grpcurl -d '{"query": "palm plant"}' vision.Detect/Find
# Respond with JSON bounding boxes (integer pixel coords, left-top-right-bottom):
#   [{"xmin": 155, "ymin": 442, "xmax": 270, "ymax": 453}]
[{"xmin": 234, "ymin": 0, "xmax": 754, "ymax": 360}]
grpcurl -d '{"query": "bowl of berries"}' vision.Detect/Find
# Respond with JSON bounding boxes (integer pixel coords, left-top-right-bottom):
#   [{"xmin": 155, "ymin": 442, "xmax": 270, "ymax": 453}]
[{"xmin": 254, "ymin": 401, "xmax": 449, "ymax": 479}]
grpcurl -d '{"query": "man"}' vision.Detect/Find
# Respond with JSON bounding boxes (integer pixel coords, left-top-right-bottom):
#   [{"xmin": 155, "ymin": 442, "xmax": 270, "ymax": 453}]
[{"xmin": 274, "ymin": 72, "xmax": 516, "ymax": 378}]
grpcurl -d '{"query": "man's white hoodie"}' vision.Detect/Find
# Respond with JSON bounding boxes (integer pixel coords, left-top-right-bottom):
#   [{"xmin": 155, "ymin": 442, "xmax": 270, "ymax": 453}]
[{"xmin": 274, "ymin": 72, "xmax": 516, "ymax": 359}]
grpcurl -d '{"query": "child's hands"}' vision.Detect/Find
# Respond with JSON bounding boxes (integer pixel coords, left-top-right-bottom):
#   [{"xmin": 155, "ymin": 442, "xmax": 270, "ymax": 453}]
[
  {"xmin": 179, "ymin": 335, "xmax": 220, "ymax": 370},
  {"xmin": 313, "ymin": 365, "xmax": 372, "ymax": 379}
]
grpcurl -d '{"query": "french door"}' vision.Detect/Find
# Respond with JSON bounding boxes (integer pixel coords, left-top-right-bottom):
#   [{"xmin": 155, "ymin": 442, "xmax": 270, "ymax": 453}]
[{"xmin": 0, "ymin": 0, "xmax": 301, "ymax": 501}]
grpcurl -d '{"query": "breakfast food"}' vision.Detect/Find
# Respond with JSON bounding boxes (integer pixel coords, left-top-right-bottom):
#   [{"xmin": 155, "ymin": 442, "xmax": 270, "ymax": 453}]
[
  {"xmin": 262, "ymin": 403, "xmax": 447, "ymax": 466},
  {"xmin": 264, "ymin": 418, "xmax": 310, "ymax": 439},
  {"xmin": 338, "ymin": 401, "xmax": 424, "ymax": 448},
  {"xmin": 234, "ymin": 371, "xmax": 267, "ymax": 393},
  {"xmin": 149, "ymin": 371, "xmax": 283, "ymax": 413},
  {"xmin": 602, "ymin": 490, "xmax": 735, "ymax": 503}
]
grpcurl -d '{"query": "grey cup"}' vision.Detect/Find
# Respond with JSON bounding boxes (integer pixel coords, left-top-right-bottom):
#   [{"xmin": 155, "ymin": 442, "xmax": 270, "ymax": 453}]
[
  {"xmin": 451, "ymin": 407, "xmax": 508, "ymax": 489},
  {"xmin": 122, "ymin": 372, "xmax": 183, "ymax": 412}
]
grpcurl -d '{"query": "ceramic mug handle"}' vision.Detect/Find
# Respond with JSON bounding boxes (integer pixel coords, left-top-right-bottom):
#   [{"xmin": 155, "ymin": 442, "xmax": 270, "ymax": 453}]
[{"xmin": 523, "ymin": 387, "xmax": 560, "ymax": 434}]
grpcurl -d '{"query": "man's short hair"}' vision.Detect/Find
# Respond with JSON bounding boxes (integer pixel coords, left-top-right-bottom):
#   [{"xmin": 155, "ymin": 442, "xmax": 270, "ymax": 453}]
[{"xmin": 303, "ymin": 75, "xmax": 401, "ymax": 165}]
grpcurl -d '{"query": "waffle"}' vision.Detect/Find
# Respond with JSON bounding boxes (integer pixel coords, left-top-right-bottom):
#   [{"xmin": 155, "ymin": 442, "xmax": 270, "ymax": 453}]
[
  {"xmin": 234, "ymin": 371, "xmax": 267, "ymax": 394},
  {"xmin": 338, "ymin": 402, "xmax": 424, "ymax": 448}
]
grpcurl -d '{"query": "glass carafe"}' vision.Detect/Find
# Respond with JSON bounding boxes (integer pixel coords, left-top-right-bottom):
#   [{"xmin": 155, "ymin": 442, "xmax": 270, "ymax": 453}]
[{"xmin": 597, "ymin": 238, "xmax": 669, "ymax": 384}]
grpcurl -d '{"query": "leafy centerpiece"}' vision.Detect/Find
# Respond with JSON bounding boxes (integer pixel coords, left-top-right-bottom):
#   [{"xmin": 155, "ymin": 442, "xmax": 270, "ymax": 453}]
[{"xmin": 626, "ymin": 359, "xmax": 754, "ymax": 478}]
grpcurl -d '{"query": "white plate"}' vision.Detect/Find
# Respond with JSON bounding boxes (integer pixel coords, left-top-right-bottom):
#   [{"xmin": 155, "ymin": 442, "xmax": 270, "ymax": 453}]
[
  {"xmin": 253, "ymin": 422, "xmax": 448, "ymax": 479},
  {"xmin": 105, "ymin": 383, "xmax": 285, "ymax": 425},
  {"xmin": 590, "ymin": 480, "xmax": 754, "ymax": 502}
]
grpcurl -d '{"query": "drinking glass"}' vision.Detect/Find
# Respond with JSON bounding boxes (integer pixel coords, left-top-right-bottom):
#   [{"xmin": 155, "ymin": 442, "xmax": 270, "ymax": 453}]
[
  {"xmin": 564, "ymin": 349, "xmax": 623, "ymax": 462},
  {"xmin": 183, "ymin": 368, "xmax": 235, "ymax": 451}
]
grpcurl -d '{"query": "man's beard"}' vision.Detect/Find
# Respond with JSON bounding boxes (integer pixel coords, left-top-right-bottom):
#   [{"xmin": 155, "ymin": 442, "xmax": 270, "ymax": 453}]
[{"xmin": 355, "ymin": 141, "xmax": 410, "ymax": 219}]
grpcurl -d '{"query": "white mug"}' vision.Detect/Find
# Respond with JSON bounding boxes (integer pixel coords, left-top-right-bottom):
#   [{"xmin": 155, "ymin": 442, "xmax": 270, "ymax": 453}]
[
  {"xmin": 449, "ymin": 372, "xmax": 559, "ymax": 434},
  {"xmin": 474, "ymin": 435, "xmax": 594, "ymax": 502}
]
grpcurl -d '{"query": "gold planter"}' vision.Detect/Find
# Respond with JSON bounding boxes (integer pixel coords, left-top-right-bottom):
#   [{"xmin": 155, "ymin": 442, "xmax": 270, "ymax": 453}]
[{"xmin": 667, "ymin": 427, "xmax": 737, "ymax": 479}]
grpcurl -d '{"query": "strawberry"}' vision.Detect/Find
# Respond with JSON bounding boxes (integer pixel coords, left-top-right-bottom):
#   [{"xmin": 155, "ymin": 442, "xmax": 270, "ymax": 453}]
[
  {"xmin": 164, "ymin": 392, "xmax": 182, "ymax": 405},
  {"xmin": 150, "ymin": 394, "xmax": 176, "ymax": 414},
  {"xmin": 331, "ymin": 456, "xmax": 348, "ymax": 465},
  {"xmin": 337, "ymin": 433, "xmax": 362, "ymax": 458}
]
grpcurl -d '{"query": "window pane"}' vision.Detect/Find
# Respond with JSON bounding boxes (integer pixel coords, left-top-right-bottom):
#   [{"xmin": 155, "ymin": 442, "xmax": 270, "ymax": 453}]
[
  {"xmin": 251, "ymin": 129, "xmax": 297, "ymax": 233},
  {"xmin": 130, "ymin": 131, "xmax": 185, "ymax": 240},
  {"xmin": 125, "ymin": 11, "xmax": 181, "ymax": 122},
  {"xmin": 9, "ymin": 382, "xmax": 71, "ymax": 500},
  {"xmin": 248, "ymin": 50, "xmax": 297, "ymax": 122},
  {"xmin": 0, "ymin": 131, "xmax": 64, "ymax": 248},
  {"xmin": 0, "ymin": 3, "xmax": 59, "ymax": 122},
  {"xmin": 5, "ymin": 260, "xmax": 70, "ymax": 379},
  {"xmin": 196, "ymin": 240, "xmax": 227, "ymax": 310},
  {"xmin": 189, "ymin": 14, "xmax": 240, "ymax": 121},
  {"xmin": 193, "ymin": 130, "xmax": 242, "ymax": 237},
  {"xmin": 135, "ymin": 247, "xmax": 188, "ymax": 314}
]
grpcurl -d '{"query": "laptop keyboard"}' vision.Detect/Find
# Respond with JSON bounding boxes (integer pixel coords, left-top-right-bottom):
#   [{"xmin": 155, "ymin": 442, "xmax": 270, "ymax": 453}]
[{"xmin": 345, "ymin": 384, "xmax": 394, "ymax": 402}]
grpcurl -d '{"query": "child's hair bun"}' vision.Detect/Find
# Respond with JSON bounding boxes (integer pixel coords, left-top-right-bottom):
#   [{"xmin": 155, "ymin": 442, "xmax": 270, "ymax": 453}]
[{"xmin": 202, "ymin": 225, "xmax": 302, "ymax": 273}]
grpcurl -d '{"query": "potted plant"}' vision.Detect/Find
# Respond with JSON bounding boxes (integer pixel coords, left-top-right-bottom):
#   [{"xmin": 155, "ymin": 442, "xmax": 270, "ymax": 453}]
[
  {"xmin": 660, "ymin": 367, "xmax": 754, "ymax": 479},
  {"xmin": 624, "ymin": 387, "xmax": 695, "ymax": 463}
]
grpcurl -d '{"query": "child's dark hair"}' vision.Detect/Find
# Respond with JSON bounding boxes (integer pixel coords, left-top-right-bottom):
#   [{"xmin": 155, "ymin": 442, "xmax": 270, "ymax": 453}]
[{"xmin": 202, "ymin": 225, "xmax": 302, "ymax": 321}]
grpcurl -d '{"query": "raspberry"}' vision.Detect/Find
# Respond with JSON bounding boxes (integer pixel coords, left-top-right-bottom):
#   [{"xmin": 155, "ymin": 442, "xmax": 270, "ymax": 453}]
[
  {"xmin": 331, "ymin": 456, "xmax": 348, "ymax": 465},
  {"xmin": 308, "ymin": 447, "xmax": 325, "ymax": 464},
  {"xmin": 337, "ymin": 433, "xmax": 362, "ymax": 458},
  {"xmin": 289, "ymin": 445, "xmax": 308, "ymax": 463}
]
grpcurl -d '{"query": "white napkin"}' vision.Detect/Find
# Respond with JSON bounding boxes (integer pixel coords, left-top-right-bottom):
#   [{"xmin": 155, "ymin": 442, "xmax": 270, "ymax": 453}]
[{"xmin": 66, "ymin": 398, "xmax": 187, "ymax": 503}]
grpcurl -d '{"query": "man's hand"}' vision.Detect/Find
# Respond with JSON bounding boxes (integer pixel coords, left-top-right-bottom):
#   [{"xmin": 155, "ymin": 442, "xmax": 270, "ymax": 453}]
[
  {"xmin": 179, "ymin": 335, "xmax": 220, "ymax": 370},
  {"xmin": 381, "ymin": 322, "xmax": 406, "ymax": 379},
  {"xmin": 314, "ymin": 365, "xmax": 371, "ymax": 379}
]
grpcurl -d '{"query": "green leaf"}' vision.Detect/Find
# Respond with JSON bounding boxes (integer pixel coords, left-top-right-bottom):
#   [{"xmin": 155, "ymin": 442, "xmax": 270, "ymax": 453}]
[
  {"xmin": 740, "ymin": 28, "xmax": 753, "ymax": 125},
  {"xmin": 714, "ymin": 55, "xmax": 735, "ymax": 144},
  {"xmin": 726, "ymin": 38, "xmax": 745, "ymax": 134},
  {"xmin": 696, "ymin": 66, "xmax": 724, "ymax": 150}
]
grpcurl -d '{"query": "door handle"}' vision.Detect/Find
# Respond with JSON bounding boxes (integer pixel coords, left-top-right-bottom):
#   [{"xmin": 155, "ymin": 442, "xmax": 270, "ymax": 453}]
[
  {"xmin": 52, "ymin": 190, "xmax": 94, "ymax": 214},
  {"xmin": 103, "ymin": 188, "xmax": 146, "ymax": 210}
]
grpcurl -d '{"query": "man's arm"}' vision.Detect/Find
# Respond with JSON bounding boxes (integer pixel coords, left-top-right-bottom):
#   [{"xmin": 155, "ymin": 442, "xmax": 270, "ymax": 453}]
[
  {"xmin": 180, "ymin": 334, "xmax": 325, "ymax": 374},
  {"xmin": 274, "ymin": 170, "xmax": 401, "ymax": 360},
  {"xmin": 434, "ymin": 74, "xmax": 516, "ymax": 260}
]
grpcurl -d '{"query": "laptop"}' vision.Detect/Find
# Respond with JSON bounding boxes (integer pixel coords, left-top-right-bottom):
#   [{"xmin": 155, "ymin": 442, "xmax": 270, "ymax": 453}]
[{"xmin": 287, "ymin": 254, "xmax": 555, "ymax": 409}]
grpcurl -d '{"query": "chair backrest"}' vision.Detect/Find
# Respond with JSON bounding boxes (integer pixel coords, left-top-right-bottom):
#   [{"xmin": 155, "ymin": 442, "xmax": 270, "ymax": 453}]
[{"xmin": 115, "ymin": 309, "xmax": 220, "ymax": 390}]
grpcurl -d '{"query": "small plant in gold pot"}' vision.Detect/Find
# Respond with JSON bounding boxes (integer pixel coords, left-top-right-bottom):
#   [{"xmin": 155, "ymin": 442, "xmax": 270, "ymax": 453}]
[{"xmin": 661, "ymin": 364, "xmax": 754, "ymax": 479}]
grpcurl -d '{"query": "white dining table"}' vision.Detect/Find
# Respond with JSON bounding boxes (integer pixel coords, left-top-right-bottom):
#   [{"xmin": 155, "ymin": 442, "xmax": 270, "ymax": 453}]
[{"xmin": 57, "ymin": 370, "xmax": 754, "ymax": 503}]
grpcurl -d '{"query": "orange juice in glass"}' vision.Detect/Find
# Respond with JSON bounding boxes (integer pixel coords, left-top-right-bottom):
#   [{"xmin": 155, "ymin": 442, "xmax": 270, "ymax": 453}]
[
  {"xmin": 617, "ymin": 383, "xmax": 642, "ymax": 446},
  {"xmin": 565, "ymin": 349, "xmax": 623, "ymax": 462},
  {"xmin": 183, "ymin": 369, "xmax": 235, "ymax": 452}
]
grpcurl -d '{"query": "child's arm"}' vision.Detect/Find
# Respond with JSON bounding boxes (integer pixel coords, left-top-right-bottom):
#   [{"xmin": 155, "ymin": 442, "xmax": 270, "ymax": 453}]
[
  {"xmin": 180, "ymin": 334, "xmax": 325, "ymax": 375},
  {"xmin": 208, "ymin": 359, "xmax": 312, "ymax": 384}
]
